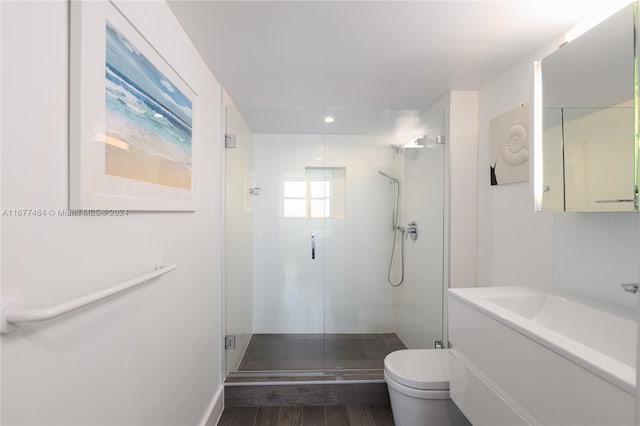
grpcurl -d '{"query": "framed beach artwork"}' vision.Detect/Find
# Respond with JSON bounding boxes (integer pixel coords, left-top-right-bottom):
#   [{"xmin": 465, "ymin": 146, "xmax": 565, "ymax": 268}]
[{"xmin": 70, "ymin": 1, "xmax": 197, "ymax": 210}]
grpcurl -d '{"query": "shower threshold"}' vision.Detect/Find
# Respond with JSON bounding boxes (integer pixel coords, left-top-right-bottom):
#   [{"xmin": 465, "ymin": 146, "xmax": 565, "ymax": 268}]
[
  {"xmin": 225, "ymin": 368, "xmax": 386, "ymax": 385},
  {"xmin": 223, "ymin": 369, "xmax": 392, "ymax": 407}
]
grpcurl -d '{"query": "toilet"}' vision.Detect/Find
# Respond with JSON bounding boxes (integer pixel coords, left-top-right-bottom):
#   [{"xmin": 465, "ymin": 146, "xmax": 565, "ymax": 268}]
[{"xmin": 384, "ymin": 349, "xmax": 470, "ymax": 426}]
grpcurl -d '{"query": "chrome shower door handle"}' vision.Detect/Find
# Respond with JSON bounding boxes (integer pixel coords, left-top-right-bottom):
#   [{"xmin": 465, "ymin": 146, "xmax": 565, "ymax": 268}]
[{"xmin": 311, "ymin": 233, "xmax": 316, "ymax": 259}]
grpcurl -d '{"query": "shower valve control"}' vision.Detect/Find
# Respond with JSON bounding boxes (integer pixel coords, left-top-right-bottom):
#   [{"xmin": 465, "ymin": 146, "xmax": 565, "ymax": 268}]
[{"xmin": 406, "ymin": 221, "xmax": 418, "ymax": 241}]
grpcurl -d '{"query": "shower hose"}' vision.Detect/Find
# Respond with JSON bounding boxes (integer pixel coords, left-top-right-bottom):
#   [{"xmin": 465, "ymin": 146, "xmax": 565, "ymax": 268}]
[{"xmin": 387, "ymin": 182, "xmax": 404, "ymax": 287}]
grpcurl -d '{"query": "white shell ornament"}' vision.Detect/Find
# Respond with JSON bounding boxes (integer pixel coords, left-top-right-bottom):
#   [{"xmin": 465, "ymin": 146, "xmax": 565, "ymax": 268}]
[{"xmin": 501, "ymin": 124, "xmax": 529, "ymax": 166}]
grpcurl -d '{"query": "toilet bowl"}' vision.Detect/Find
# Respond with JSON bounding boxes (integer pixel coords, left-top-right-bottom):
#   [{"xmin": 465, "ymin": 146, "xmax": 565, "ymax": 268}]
[{"xmin": 384, "ymin": 349, "xmax": 470, "ymax": 426}]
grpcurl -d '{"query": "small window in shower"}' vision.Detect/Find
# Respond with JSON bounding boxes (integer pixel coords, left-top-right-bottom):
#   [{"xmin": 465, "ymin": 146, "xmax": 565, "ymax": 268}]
[
  {"xmin": 283, "ymin": 181, "xmax": 307, "ymax": 217},
  {"xmin": 282, "ymin": 167, "xmax": 345, "ymax": 218},
  {"xmin": 307, "ymin": 167, "xmax": 345, "ymax": 219},
  {"xmin": 309, "ymin": 180, "xmax": 331, "ymax": 218}
]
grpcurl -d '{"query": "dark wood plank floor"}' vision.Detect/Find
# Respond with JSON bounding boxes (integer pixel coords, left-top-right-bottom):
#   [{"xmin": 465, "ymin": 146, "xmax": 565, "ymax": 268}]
[
  {"xmin": 217, "ymin": 404, "xmax": 395, "ymax": 426},
  {"xmin": 224, "ymin": 382, "xmax": 390, "ymax": 407},
  {"xmin": 238, "ymin": 334, "xmax": 406, "ymax": 371}
]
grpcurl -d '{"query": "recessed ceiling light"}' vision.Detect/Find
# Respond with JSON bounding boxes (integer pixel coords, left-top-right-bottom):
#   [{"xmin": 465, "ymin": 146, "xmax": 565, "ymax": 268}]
[{"xmin": 324, "ymin": 116, "xmax": 335, "ymax": 123}]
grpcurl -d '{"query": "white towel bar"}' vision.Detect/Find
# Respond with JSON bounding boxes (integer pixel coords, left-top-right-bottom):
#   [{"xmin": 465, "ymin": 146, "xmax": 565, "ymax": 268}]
[{"xmin": 0, "ymin": 264, "xmax": 176, "ymax": 334}]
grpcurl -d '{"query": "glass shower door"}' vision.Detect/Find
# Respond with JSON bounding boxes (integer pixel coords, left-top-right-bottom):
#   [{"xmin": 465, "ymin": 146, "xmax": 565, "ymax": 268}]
[
  {"xmin": 224, "ymin": 105, "xmax": 256, "ymax": 376},
  {"xmin": 224, "ymin": 106, "xmax": 329, "ymax": 375},
  {"xmin": 322, "ymin": 109, "xmax": 446, "ymax": 373}
]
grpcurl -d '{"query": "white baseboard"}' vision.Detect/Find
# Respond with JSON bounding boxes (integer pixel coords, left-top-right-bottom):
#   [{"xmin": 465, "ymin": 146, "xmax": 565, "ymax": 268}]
[{"xmin": 199, "ymin": 385, "xmax": 224, "ymax": 426}]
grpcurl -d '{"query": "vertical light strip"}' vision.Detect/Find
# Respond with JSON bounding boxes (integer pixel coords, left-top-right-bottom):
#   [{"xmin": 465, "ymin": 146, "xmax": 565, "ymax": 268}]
[
  {"xmin": 533, "ymin": 60, "xmax": 544, "ymax": 211},
  {"xmin": 634, "ymin": 0, "xmax": 639, "ymax": 210}
]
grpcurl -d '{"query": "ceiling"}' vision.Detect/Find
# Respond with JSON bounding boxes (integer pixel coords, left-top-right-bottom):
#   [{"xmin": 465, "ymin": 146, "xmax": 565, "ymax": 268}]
[{"xmin": 167, "ymin": 1, "xmax": 629, "ymax": 133}]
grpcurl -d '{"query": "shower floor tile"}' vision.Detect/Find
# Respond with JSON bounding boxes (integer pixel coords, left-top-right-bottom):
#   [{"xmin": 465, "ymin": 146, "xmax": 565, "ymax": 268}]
[{"xmin": 237, "ymin": 333, "xmax": 406, "ymax": 371}]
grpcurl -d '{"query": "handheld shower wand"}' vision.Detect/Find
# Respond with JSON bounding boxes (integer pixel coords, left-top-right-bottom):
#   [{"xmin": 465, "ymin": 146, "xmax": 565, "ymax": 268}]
[{"xmin": 378, "ymin": 170, "xmax": 404, "ymax": 287}]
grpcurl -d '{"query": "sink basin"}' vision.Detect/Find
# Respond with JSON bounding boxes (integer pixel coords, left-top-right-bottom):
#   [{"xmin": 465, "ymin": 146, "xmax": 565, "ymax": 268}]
[
  {"xmin": 484, "ymin": 292, "xmax": 636, "ymax": 368},
  {"xmin": 448, "ymin": 286, "xmax": 637, "ymax": 426}
]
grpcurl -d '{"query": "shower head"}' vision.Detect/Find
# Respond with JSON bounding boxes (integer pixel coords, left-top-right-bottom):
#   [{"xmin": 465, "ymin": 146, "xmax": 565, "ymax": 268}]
[
  {"xmin": 378, "ymin": 171, "xmax": 398, "ymax": 183},
  {"xmin": 390, "ymin": 144, "xmax": 402, "ymax": 154}
]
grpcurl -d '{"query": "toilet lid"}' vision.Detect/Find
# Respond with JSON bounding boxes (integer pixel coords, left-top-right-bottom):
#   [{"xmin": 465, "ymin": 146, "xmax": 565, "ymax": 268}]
[{"xmin": 384, "ymin": 349, "xmax": 450, "ymax": 390}]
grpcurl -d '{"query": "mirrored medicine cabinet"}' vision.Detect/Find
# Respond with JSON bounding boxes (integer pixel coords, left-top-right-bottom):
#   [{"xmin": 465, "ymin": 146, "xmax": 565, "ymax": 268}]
[{"xmin": 539, "ymin": 2, "xmax": 637, "ymax": 212}]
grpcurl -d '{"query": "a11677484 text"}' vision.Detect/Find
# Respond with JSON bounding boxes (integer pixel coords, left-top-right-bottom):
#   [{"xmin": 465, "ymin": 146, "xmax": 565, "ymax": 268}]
[{"xmin": 1, "ymin": 209, "xmax": 129, "ymax": 217}]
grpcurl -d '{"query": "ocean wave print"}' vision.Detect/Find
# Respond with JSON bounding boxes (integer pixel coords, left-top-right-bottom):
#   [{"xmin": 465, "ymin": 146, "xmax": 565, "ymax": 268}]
[{"xmin": 105, "ymin": 21, "xmax": 192, "ymax": 168}]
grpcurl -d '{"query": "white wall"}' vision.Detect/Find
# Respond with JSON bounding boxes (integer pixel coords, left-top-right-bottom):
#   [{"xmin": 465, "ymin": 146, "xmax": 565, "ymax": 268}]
[
  {"xmin": 448, "ymin": 91, "xmax": 479, "ymax": 288},
  {"xmin": 223, "ymin": 98, "xmax": 254, "ymax": 373},
  {"xmin": 1, "ymin": 1, "xmax": 224, "ymax": 424},
  {"xmin": 477, "ymin": 56, "xmax": 555, "ymax": 289},
  {"xmin": 553, "ymin": 213, "xmax": 638, "ymax": 309}
]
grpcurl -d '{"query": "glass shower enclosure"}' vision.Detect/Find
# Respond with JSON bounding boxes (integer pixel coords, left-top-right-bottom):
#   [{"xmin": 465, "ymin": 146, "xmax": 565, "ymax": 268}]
[{"xmin": 224, "ymin": 106, "xmax": 445, "ymax": 380}]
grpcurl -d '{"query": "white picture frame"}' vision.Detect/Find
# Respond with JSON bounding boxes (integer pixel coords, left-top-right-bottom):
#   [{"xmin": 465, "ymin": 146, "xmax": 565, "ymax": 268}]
[{"xmin": 70, "ymin": 0, "xmax": 197, "ymax": 211}]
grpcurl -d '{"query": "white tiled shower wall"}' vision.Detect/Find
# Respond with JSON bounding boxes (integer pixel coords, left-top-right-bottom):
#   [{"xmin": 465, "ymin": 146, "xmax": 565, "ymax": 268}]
[
  {"xmin": 251, "ymin": 133, "xmax": 445, "ymax": 347},
  {"xmin": 252, "ymin": 134, "xmax": 395, "ymax": 333}
]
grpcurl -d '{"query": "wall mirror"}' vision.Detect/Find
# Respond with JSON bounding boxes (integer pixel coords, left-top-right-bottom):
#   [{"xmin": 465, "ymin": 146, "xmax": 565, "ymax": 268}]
[{"xmin": 540, "ymin": 3, "xmax": 637, "ymax": 212}]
